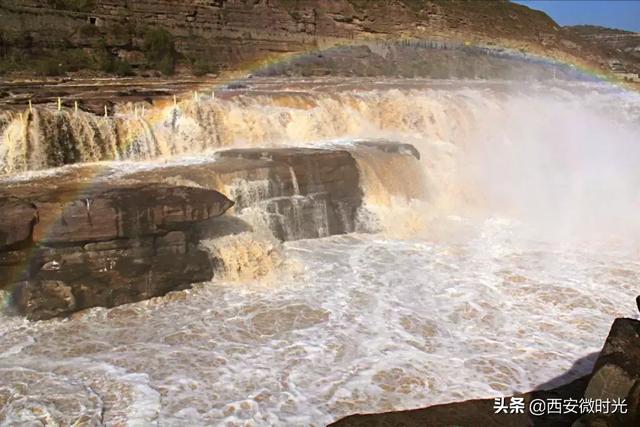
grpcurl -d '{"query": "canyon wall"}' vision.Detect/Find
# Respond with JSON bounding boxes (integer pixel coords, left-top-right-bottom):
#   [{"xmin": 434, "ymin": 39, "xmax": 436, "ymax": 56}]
[
  {"xmin": 0, "ymin": 0, "xmax": 619, "ymax": 78},
  {"xmin": 566, "ymin": 25, "xmax": 640, "ymax": 77}
]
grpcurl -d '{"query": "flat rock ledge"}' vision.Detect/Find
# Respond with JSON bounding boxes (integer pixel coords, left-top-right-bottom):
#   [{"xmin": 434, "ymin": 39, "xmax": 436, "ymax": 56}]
[
  {"xmin": 124, "ymin": 141, "xmax": 421, "ymax": 241},
  {"xmin": 330, "ymin": 316, "xmax": 640, "ymax": 427},
  {"xmin": 0, "ymin": 183, "xmax": 233, "ymax": 320}
]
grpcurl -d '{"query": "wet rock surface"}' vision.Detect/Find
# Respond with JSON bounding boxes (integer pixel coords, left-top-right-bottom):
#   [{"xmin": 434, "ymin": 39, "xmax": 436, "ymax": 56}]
[
  {"xmin": 0, "ymin": 197, "xmax": 37, "ymax": 249},
  {"xmin": 0, "ymin": 77, "xmax": 217, "ymax": 111},
  {"xmin": 330, "ymin": 318, "xmax": 640, "ymax": 427},
  {"xmin": 0, "ymin": 183, "xmax": 233, "ymax": 320},
  {"xmin": 11, "ymin": 236, "xmax": 214, "ymax": 321},
  {"xmin": 126, "ymin": 146, "xmax": 367, "ymax": 241},
  {"xmin": 330, "ymin": 376, "xmax": 591, "ymax": 427},
  {"xmin": 0, "ymin": 141, "xmax": 424, "ymax": 318},
  {"xmin": 574, "ymin": 318, "xmax": 640, "ymax": 427}
]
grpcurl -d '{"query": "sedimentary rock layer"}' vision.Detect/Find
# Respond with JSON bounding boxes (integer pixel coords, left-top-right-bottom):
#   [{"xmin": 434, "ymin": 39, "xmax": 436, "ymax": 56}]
[
  {"xmin": 0, "ymin": 183, "xmax": 234, "ymax": 320},
  {"xmin": 124, "ymin": 142, "xmax": 422, "ymax": 241},
  {"xmin": 139, "ymin": 147, "xmax": 361, "ymax": 241},
  {"xmin": 0, "ymin": 0, "xmax": 619, "ymax": 78}
]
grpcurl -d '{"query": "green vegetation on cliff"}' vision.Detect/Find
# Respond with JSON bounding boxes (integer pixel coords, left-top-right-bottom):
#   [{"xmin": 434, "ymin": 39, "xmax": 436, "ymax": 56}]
[
  {"xmin": 143, "ymin": 27, "xmax": 177, "ymax": 75},
  {"xmin": 0, "ymin": 44, "xmax": 133, "ymax": 77}
]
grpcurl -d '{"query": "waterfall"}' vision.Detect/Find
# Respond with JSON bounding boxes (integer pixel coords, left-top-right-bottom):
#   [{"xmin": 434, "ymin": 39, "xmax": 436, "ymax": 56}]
[
  {"xmin": 2, "ymin": 80, "xmax": 639, "ymax": 242},
  {"xmin": 200, "ymin": 233, "xmax": 287, "ymax": 283},
  {"xmin": 0, "ymin": 84, "xmax": 502, "ymax": 173},
  {"xmin": 348, "ymin": 141, "xmax": 431, "ymax": 236}
]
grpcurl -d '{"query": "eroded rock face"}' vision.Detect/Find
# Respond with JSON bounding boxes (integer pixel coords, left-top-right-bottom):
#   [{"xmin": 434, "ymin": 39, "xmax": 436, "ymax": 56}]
[
  {"xmin": 30, "ymin": 184, "xmax": 234, "ymax": 244},
  {"xmin": 0, "ymin": 183, "xmax": 233, "ymax": 320},
  {"xmin": 126, "ymin": 147, "xmax": 365, "ymax": 241},
  {"xmin": 1, "ymin": 0, "xmax": 620, "ymax": 80},
  {"xmin": 574, "ymin": 318, "xmax": 640, "ymax": 427},
  {"xmin": 0, "ymin": 1, "xmax": 562, "ymax": 65},
  {"xmin": 0, "ymin": 197, "xmax": 37, "ymax": 249},
  {"xmin": 0, "ymin": 142, "xmax": 424, "ymax": 319},
  {"xmin": 11, "ymin": 236, "xmax": 213, "ymax": 320}
]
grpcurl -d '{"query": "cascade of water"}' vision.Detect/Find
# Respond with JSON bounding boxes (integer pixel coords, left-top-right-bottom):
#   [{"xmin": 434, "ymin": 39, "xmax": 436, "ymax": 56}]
[
  {"xmin": 1, "ymin": 81, "xmax": 639, "ymax": 244},
  {"xmin": 349, "ymin": 143, "xmax": 430, "ymax": 236},
  {"xmin": 200, "ymin": 233, "xmax": 286, "ymax": 282},
  {"xmin": 0, "ymin": 86, "xmax": 499, "ymax": 173}
]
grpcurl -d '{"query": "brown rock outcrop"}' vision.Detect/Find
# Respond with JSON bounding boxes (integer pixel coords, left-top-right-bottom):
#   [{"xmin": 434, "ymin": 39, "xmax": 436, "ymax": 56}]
[
  {"xmin": 331, "ymin": 376, "xmax": 591, "ymax": 427},
  {"xmin": 0, "ymin": 197, "xmax": 37, "ymax": 249},
  {"xmin": 564, "ymin": 26, "xmax": 640, "ymax": 77},
  {"xmin": 28, "ymin": 184, "xmax": 233, "ymax": 244},
  {"xmin": 0, "ymin": 142, "xmax": 425, "ymax": 319},
  {"xmin": 126, "ymin": 146, "xmax": 365, "ymax": 241},
  {"xmin": 0, "ymin": 183, "xmax": 234, "ymax": 319},
  {"xmin": 574, "ymin": 318, "xmax": 640, "ymax": 427},
  {"xmin": 11, "ymin": 235, "xmax": 214, "ymax": 320}
]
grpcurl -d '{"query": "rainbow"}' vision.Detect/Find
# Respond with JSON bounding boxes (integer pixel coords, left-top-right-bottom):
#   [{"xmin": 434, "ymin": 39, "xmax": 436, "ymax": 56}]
[{"xmin": 0, "ymin": 35, "xmax": 636, "ymax": 315}]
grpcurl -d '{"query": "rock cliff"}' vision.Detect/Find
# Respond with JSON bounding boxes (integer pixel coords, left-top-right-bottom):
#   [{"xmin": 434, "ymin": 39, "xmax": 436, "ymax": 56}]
[
  {"xmin": 565, "ymin": 25, "xmax": 640, "ymax": 78},
  {"xmin": 0, "ymin": 0, "xmax": 629, "ymax": 80},
  {"xmin": 126, "ymin": 147, "xmax": 363, "ymax": 241}
]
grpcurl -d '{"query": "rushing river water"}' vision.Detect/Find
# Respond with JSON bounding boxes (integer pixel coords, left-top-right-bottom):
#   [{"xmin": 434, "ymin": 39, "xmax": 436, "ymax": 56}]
[{"xmin": 1, "ymin": 78, "xmax": 640, "ymax": 426}]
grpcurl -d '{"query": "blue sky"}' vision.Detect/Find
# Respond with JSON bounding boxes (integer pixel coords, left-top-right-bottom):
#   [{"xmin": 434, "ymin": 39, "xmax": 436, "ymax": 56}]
[{"xmin": 513, "ymin": 1, "xmax": 640, "ymax": 32}]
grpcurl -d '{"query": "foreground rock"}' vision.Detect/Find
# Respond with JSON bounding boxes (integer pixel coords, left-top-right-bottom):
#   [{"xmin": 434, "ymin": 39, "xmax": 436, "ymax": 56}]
[
  {"xmin": 0, "ymin": 183, "xmax": 233, "ymax": 320},
  {"xmin": 124, "ymin": 141, "xmax": 423, "ymax": 241},
  {"xmin": 574, "ymin": 318, "xmax": 640, "ymax": 426},
  {"xmin": 331, "ymin": 317, "xmax": 640, "ymax": 427},
  {"xmin": 330, "ymin": 377, "xmax": 591, "ymax": 427}
]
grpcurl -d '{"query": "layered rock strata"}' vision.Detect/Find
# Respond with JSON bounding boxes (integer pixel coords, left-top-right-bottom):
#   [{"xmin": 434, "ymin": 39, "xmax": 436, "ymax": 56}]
[
  {"xmin": 124, "ymin": 142, "xmax": 421, "ymax": 241},
  {"xmin": 0, "ymin": 0, "xmax": 624, "ymax": 80},
  {"xmin": 0, "ymin": 183, "xmax": 234, "ymax": 320}
]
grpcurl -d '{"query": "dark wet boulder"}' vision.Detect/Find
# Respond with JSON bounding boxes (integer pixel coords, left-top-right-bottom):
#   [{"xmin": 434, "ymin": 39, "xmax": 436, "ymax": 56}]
[
  {"xmin": 0, "ymin": 197, "xmax": 38, "ymax": 249},
  {"xmin": 11, "ymin": 235, "xmax": 213, "ymax": 320},
  {"xmin": 123, "ymin": 142, "xmax": 424, "ymax": 241},
  {"xmin": 330, "ymin": 375, "xmax": 591, "ymax": 427},
  {"xmin": 354, "ymin": 140, "xmax": 421, "ymax": 160},
  {"xmin": 0, "ymin": 183, "xmax": 234, "ymax": 320},
  {"xmin": 29, "ymin": 184, "xmax": 233, "ymax": 244},
  {"xmin": 127, "ymin": 147, "xmax": 366, "ymax": 241},
  {"xmin": 574, "ymin": 318, "xmax": 640, "ymax": 427}
]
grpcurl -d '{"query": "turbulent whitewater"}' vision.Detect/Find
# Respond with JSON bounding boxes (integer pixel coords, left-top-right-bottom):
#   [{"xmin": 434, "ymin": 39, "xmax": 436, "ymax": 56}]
[{"xmin": 1, "ymin": 78, "xmax": 640, "ymax": 425}]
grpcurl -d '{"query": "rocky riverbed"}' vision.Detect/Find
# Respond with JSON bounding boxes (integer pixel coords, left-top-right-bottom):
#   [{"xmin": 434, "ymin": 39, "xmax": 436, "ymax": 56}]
[{"xmin": 0, "ymin": 140, "xmax": 422, "ymax": 320}]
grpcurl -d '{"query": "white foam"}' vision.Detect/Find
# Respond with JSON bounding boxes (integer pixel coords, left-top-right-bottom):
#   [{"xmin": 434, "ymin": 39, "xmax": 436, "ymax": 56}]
[{"xmin": 0, "ymin": 223, "xmax": 638, "ymax": 425}]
